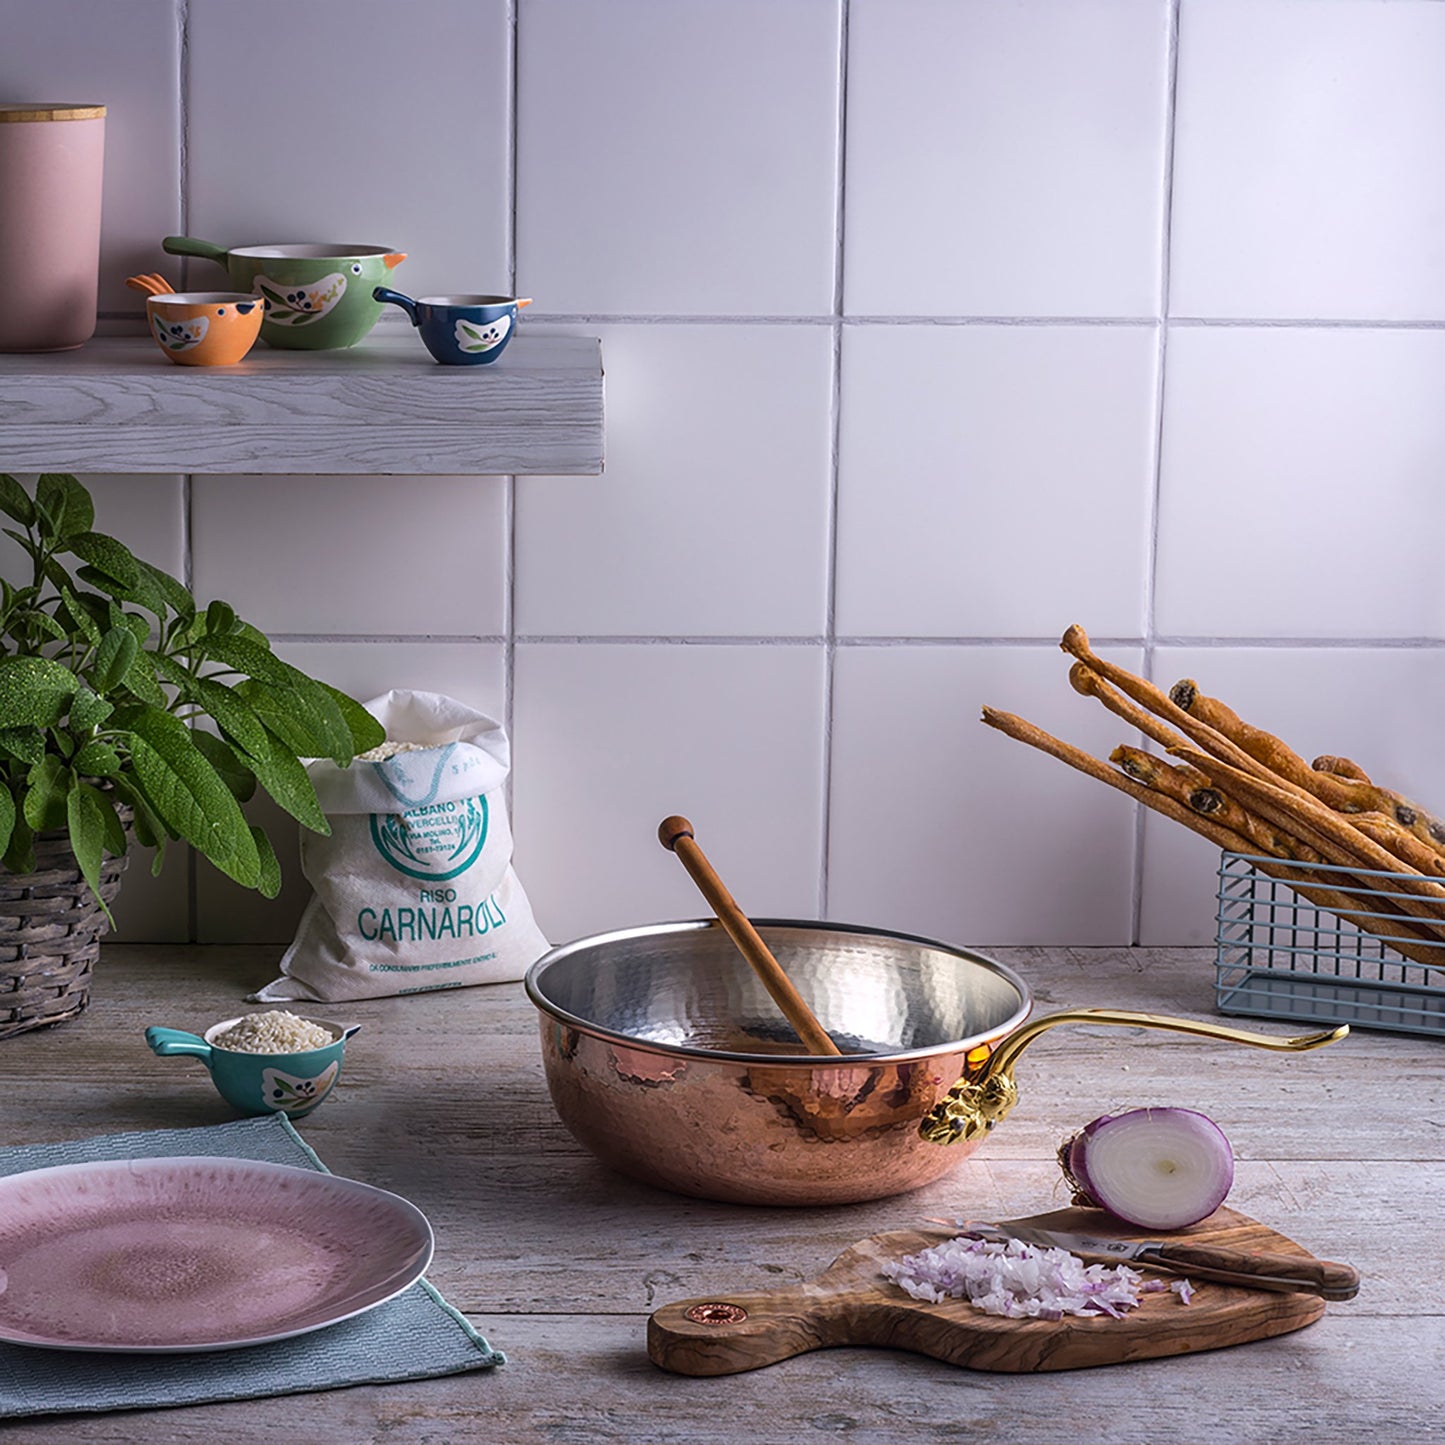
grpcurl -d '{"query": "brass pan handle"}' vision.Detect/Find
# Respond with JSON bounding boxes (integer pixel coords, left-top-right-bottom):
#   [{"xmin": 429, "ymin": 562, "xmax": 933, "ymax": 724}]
[{"xmin": 919, "ymin": 1008, "xmax": 1348, "ymax": 1145}]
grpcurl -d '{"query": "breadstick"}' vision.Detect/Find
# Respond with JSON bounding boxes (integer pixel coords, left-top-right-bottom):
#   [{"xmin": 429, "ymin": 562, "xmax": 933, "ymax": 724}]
[
  {"xmin": 1313, "ymin": 755, "xmax": 1372, "ymax": 784},
  {"xmin": 1173, "ymin": 679, "xmax": 1445, "ymax": 855},
  {"xmin": 1109, "ymin": 745, "xmax": 1307, "ymax": 861},
  {"xmin": 981, "ymin": 708, "xmax": 1297, "ymax": 863},
  {"xmin": 1346, "ymin": 812, "xmax": 1445, "ymax": 879},
  {"xmin": 1059, "ymin": 627, "xmax": 1283, "ymax": 788},
  {"xmin": 1167, "ymin": 679, "xmax": 1323, "ymax": 793},
  {"xmin": 1170, "ymin": 746, "xmax": 1445, "ymax": 944},
  {"xmin": 1068, "ymin": 663, "xmax": 1192, "ymax": 754},
  {"xmin": 1114, "ymin": 743, "xmax": 1445, "ymax": 947},
  {"xmin": 983, "ymin": 709, "xmax": 1445, "ymax": 966}
]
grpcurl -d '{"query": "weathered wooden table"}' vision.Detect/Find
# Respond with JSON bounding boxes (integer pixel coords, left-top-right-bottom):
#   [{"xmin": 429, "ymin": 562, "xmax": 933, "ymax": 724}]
[{"xmin": 0, "ymin": 944, "xmax": 1436, "ymax": 1443}]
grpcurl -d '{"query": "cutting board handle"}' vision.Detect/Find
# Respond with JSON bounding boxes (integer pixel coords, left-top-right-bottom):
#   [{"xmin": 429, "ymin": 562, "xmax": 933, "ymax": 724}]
[{"xmin": 649, "ymin": 1289, "xmax": 870, "ymax": 1376}]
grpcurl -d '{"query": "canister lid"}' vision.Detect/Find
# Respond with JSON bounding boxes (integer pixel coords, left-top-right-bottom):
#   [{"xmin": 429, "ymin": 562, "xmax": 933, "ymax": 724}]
[{"xmin": 0, "ymin": 104, "xmax": 107, "ymax": 123}]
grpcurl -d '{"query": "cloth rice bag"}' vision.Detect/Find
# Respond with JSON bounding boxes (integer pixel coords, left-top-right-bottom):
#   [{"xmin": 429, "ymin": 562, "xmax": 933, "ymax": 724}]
[{"xmin": 254, "ymin": 690, "xmax": 549, "ymax": 1003}]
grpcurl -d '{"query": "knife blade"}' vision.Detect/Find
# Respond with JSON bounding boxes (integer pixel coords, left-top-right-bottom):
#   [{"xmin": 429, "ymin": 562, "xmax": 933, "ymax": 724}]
[{"xmin": 958, "ymin": 1220, "xmax": 1360, "ymax": 1302}]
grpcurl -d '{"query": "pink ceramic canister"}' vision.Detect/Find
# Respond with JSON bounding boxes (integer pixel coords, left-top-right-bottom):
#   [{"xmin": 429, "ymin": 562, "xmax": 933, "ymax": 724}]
[{"xmin": 0, "ymin": 103, "xmax": 106, "ymax": 352}]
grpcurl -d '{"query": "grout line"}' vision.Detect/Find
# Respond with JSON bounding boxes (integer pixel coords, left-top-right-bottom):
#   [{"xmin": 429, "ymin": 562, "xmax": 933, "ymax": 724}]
[
  {"xmin": 1170, "ymin": 315, "xmax": 1445, "ymax": 330},
  {"xmin": 178, "ymin": 0, "xmax": 198, "ymax": 943},
  {"xmin": 182, "ymin": 469, "xmax": 198, "ymax": 943},
  {"xmin": 507, "ymin": 0, "xmax": 519, "ymax": 297},
  {"xmin": 255, "ymin": 632, "xmax": 1445, "ymax": 650},
  {"xmin": 1134, "ymin": 0, "xmax": 1182, "ymax": 947},
  {"xmin": 176, "ymin": 0, "xmax": 190, "ymax": 291},
  {"xmin": 503, "ymin": 0, "xmax": 520, "ymax": 816},
  {"xmin": 95, "ymin": 308, "xmax": 1445, "ymax": 332},
  {"xmin": 817, "ymin": 0, "xmax": 850, "ymax": 921},
  {"xmin": 524, "ymin": 313, "xmax": 1160, "ymax": 328}
]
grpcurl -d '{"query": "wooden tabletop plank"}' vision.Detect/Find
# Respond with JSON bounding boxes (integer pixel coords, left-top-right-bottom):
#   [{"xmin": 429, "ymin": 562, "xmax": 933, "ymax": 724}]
[{"xmin": 0, "ymin": 943, "xmax": 1436, "ymax": 1442}]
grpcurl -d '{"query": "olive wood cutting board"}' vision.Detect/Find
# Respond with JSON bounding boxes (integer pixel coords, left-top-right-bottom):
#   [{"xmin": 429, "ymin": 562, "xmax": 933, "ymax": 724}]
[{"xmin": 648, "ymin": 1205, "xmax": 1332, "ymax": 1376}]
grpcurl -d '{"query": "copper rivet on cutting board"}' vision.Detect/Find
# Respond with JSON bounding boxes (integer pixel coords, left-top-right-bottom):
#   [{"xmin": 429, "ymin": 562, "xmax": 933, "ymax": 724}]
[{"xmin": 686, "ymin": 1303, "xmax": 748, "ymax": 1325}]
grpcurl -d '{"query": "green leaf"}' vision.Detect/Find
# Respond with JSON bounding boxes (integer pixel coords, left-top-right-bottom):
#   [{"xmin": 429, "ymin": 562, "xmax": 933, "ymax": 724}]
[
  {"xmin": 93, "ymin": 627, "xmax": 139, "ymax": 692},
  {"xmin": 134, "ymin": 559, "xmax": 196, "ymax": 622},
  {"xmin": 155, "ymin": 657, "xmax": 269, "ymax": 758},
  {"xmin": 0, "ymin": 474, "xmax": 36, "ymax": 528},
  {"xmin": 243, "ymin": 722, "xmax": 328, "ymax": 834},
  {"xmin": 195, "ymin": 633, "xmax": 292, "ymax": 685},
  {"xmin": 0, "ymin": 656, "xmax": 80, "ymax": 728},
  {"xmin": 3, "ymin": 814, "xmax": 35, "ymax": 874},
  {"xmin": 66, "ymin": 781, "xmax": 111, "ymax": 917},
  {"xmin": 251, "ymin": 824, "xmax": 281, "ymax": 899},
  {"xmin": 111, "ymin": 774, "xmax": 165, "ymax": 852},
  {"xmin": 115, "ymin": 705, "xmax": 260, "ymax": 888},
  {"xmin": 122, "ymin": 647, "xmax": 168, "ymax": 709},
  {"xmin": 117, "ymin": 610, "xmax": 151, "ymax": 647},
  {"xmin": 72, "ymin": 739, "xmax": 122, "ymax": 777},
  {"xmin": 205, "ymin": 599, "xmax": 236, "ymax": 635},
  {"xmin": 321, "ymin": 683, "xmax": 385, "ymax": 755},
  {"xmin": 37, "ymin": 474, "xmax": 94, "ymax": 537},
  {"xmin": 0, "ymin": 785, "xmax": 15, "ymax": 858},
  {"xmin": 192, "ymin": 729, "xmax": 257, "ymax": 803},
  {"xmin": 76, "ymin": 562, "xmax": 163, "ymax": 617},
  {"xmin": 69, "ymin": 686, "xmax": 113, "ymax": 733},
  {"xmin": 27, "ymin": 610, "xmax": 67, "ymax": 643},
  {"xmin": 0, "ymin": 727, "xmax": 44, "ymax": 766},
  {"xmin": 234, "ymin": 620, "xmax": 270, "ymax": 649},
  {"xmin": 66, "ymin": 531, "xmax": 137, "ymax": 586},
  {"xmin": 59, "ymin": 586, "xmax": 103, "ymax": 648},
  {"xmin": 24, "ymin": 755, "xmax": 72, "ymax": 831},
  {"xmin": 100, "ymin": 795, "xmax": 127, "ymax": 857}
]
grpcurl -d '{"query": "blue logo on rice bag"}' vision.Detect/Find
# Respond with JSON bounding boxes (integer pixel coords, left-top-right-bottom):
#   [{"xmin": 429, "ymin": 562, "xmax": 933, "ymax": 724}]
[{"xmin": 368, "ymin": 796, "xmax": 490, "ymax": 881}]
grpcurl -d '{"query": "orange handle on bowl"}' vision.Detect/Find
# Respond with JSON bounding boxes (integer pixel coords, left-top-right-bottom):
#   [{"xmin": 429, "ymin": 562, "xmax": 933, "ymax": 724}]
[{"xmin": 125, "ymin": 272, "xmax": 176, "ymax": 297}]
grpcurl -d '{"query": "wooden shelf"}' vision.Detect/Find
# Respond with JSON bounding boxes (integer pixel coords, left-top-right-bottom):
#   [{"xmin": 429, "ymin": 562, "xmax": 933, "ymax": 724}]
[{"xmin": 0, "ymin": 333, "xmax": 604, "ymax": 476}]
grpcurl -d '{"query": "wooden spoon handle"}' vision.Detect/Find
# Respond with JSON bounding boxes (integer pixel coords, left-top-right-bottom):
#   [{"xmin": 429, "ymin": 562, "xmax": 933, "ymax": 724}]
[{"xmin": 659, "ymin": 815, "xmax": 841, "ymax": 1056}]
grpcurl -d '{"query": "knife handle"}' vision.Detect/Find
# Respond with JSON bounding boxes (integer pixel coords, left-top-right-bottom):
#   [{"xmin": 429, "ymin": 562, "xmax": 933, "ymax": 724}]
[{"xmin": 1140, "ymin": 1242, "xmax": 1360, "ymax": 1301}]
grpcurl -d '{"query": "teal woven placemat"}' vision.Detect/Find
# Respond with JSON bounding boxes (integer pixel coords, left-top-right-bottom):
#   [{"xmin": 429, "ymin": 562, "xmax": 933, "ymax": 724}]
[{"xmin": 0, "ymin": 1115, "xmax": 503, "ymax": 1419}]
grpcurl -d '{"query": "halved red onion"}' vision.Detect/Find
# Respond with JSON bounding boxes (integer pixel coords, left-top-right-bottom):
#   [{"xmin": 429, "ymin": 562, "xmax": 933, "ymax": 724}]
[{"xmin": 1059, "ymin": 1108, "xmax": 1235, "ymax": 1231}]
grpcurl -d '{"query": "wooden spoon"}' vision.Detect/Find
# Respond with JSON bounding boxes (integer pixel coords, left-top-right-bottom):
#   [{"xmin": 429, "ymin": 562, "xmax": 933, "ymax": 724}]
[{"xmin": 659, "ymin": 815, "xmax": 841, "ymax": 1056}]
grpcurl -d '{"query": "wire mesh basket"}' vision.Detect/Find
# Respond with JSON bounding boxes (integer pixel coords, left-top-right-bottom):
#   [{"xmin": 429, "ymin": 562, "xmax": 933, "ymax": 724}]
[{"xmin": 1214, "ymin": 850, "xmax": 1445, "ymax": 1038}]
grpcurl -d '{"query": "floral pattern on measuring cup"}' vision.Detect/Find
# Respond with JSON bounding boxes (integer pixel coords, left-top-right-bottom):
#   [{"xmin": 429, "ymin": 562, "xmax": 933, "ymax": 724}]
[
  {"xmin": 256, "ymin": 271, "xmax": 349, "ymax": 326},
  {"xmin": 455, "ymin": 313, "xmax": 512, "ymax": 353},
  {"xmin": 151, "ymin": 313, "xmax": 209, "ymax": 351},
  {"xmin": 261, "ymin": 1060, "xmax": 340, "ymax": 1112}
]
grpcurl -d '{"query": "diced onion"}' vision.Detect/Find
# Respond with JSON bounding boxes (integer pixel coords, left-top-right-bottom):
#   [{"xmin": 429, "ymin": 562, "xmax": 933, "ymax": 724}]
[
  {"xmin": 882, "ymin": 1237, "xmax": 1190, "ymax": 1320},
  {"xmin": 1059, "ymin": 1107, "xmax": 1235, "ymax": 1231}
]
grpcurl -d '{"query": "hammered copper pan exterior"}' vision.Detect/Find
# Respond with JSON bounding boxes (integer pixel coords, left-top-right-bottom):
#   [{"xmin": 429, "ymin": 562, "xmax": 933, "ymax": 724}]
[{"xmin": 525, "ymin": 919, "xmax": 1031, "ymax": 1206}]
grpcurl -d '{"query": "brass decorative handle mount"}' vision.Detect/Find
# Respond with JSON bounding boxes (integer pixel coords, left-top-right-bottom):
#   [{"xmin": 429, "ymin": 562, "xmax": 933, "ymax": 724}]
[{"xmin": 918, "ymin": 1008, "xmax": 1348, "ymax": 1146}]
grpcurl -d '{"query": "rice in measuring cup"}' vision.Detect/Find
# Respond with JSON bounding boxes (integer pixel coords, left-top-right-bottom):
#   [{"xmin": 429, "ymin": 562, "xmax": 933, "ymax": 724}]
[{"xmin": 212, "ymin": 1010, "xmax": 334, "ymax": 1053}]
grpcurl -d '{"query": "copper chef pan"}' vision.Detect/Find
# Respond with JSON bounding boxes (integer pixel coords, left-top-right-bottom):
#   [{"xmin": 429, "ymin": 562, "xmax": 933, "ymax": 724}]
[{"xmin": 524, "ymin": 919, "xmax": 1344, "ymax": 1206}]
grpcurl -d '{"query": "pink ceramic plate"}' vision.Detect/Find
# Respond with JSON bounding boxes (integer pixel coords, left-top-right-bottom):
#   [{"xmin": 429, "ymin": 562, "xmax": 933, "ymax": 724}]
[{"xmin": 0, "ymin": 1156, "xmax": 434, "ymax": 1352}]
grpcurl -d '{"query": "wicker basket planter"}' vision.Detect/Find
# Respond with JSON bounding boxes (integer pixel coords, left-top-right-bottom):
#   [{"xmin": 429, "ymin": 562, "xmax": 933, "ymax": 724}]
[{"xmin": 0, "ymin": 819, "xmax": 131, "ymax": 1041}]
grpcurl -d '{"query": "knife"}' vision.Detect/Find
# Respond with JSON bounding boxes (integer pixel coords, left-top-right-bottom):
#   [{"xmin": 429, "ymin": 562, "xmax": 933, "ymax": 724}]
[{"xmin": 959, "ymin": 1220, "xmax": 1360, "ymax": 1301}]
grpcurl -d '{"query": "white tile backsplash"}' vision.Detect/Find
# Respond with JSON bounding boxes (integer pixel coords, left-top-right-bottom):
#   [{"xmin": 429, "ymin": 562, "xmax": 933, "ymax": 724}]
[
  {"xmin": 828, "ymin": 644, "xmax": 1145, "ymax": 946},
  {"xmin": 511, "ymin": 644, "xmax": 826, "ymax": 945},
  {"xmin": 192, "ymin": 475, "xmax": 508, "ymax": 637},
  {"xmin": 515, "ymin": 324, "xmax": 833, "ymax": 637},
  {"xmin": 844, "ymin": 0, "xmax": 1171, "ymax": 318},
  {"xmin": 1156, "ymin": 327, "xmax": 1445, "ymax": 639},
  {"xmin": 1171, "ymin": 0, "xmax": 1445, "ymax": 321},
  {"xmin": 835, "ymin": 326, "xmax": 1158, "ymax": 638},
  {"xmin": 1138, "ymin": 647, "xmax": 1445, "ymax": 945},
  {"xmin": 0, "ymin": 0, "xmax": 182, "ymax": 317},
  {"xmin": 516, "ymin": 0, "xmax": 841, "ymax": 316},
  {"xmin": 186, "ymin": 0, "xmax": 510, "ymax": 301},
  {"xmin": 33, "ymin": 0, "xmax": 1442, "ymax": 949}
]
